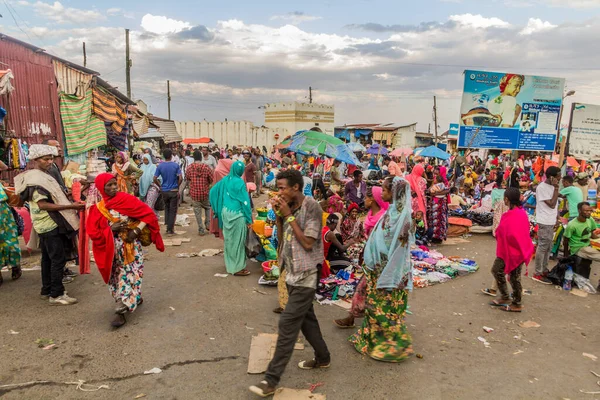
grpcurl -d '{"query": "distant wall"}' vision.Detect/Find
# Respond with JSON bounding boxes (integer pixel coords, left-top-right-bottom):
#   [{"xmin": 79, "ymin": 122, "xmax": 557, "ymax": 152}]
[{"xmin": 175, "ymin": 120, "xmax": 289, "ymax": 149}]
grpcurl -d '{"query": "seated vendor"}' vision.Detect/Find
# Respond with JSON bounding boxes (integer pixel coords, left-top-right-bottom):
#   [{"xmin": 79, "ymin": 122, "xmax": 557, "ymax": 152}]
[
  {"xmin": 449, "ymin": 187, "xmax": 467, "ymax": 210},
  {"xmin": 322, "ymin": 213, "xmax": 356, "ymax": 273},
  {"xmin": 563, "ymin": 202, "xmax": 600, "ymax": 265}
]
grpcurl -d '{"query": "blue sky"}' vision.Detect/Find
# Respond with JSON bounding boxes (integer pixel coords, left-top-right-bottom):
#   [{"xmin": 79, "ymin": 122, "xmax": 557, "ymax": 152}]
[{"xmin": 1, "ymin": 0, "xmax": 599, "ymax": 131}]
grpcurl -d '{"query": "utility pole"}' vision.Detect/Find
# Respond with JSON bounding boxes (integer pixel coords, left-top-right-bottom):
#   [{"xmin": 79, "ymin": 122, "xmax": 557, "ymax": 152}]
[
  {"xmin": 309, "ymin": 86, "xmax": 313, "ymax": 104},
  {"xmin": 125, "ymin": 29, "xmax": 131, "ymax": 99},
  {"xmin": 82, "ymin": 42, "xmax": 87, "ymax": 67},
  {"xmin": 433, "ymin": 95, "xmax": 439, "ymax": 145},
  {"xmin": 167, "ymin": 80, "xmax": 172, "ymax": 120}
]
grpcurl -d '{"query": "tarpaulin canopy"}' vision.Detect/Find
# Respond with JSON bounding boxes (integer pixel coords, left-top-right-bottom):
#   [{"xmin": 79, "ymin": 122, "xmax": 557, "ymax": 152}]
[
  {"xmin": 415, "ymin": 145, "xmax": 451, "ymax": 160},
  {"xmin": 183, "ymin": 137, "xmax": 213, "ymax": 144}
]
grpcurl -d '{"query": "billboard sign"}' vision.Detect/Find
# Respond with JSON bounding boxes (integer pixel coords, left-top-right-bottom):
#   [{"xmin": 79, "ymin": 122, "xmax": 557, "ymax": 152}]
[
  {"xmin": 569, "ymin": 103, "xmax": 600, "ymax": 160},
  {"xmin": 458, "ymin": 70, "xmax": 565, "ymax": 151},
  {"xmin": 449, "ymin": 123, "xmax": 459, "ymax": 135}
]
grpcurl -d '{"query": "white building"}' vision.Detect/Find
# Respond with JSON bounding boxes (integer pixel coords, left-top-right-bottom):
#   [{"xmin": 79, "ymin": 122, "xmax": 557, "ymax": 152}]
[
  {"xmin": 175, "ymin": 120, "xmax": 288, "ymax": 150},
  {"xmin": 263, "ymin": 101, "xmax": 335, "ymax": 136}
]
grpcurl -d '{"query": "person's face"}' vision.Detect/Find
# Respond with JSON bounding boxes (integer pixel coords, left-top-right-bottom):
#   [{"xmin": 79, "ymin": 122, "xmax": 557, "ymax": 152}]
[
  {"xmin": 504, "ymin": 76, "xmax": 524, "ymax": 97},
  {"xmin": 36, "ymin": 155, "xmax": 54, "ymax": 171},
  {"xmin": 228, "ymin": 150, "xmax": 233, "ymax": 156},
  {"xmin": 382, "ymin": 181, "xmax": 393, "ymax": 202},
  {"xmin": 144, "ymin": 149, "xmax": 150, "ymax": 154},
  {"xmin": 327, "ymin": 221, "xmax": 337, "ymax": 231},
  {"xmin": 354, "ymin": 173, "xmax": 363, "ymax": 183},
  {"xmin": 364, "ymin": 195, "xmax": 373, "ymax": 209},
  {"xmin": 562, "ymin": 178, "xmax": 571, "ymax": 187},
  {"xmin": 104, "ymin": 179, "xmax": 118, "ymax": 198},
  {"xmin": 415, "ymin": 211, "xmax": 423, "ymax": 220},
  {"xmin": 580, "ymin": 204, "xmax": 593, "ymax": 219},
  {"xmin": 276, "ymin": 179, "xmax": 299, "ymax": 203},
  {"xmin": 47, "ymin": 140, "xmax": 62, "ymax": 156},
  {"xmin": 243, "ymin": 153, "xmax": 251, "ymax": 161},
  {"xmin": 143, "ymin": 157, "xmax": 149, "ymax": 165},
  {"xmin": 202, "ymin": 148, "xmax": 209, "ymax": 156},
  {"xmin": 349, "ymin": 209, "xmax": 359, "ymax": 219}
]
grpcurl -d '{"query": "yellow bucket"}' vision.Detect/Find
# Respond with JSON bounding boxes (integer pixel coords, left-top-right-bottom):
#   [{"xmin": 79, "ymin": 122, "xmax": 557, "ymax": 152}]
[{"xmin": 253, "ymin": 220, "xmax": 266, "ymax": 236}]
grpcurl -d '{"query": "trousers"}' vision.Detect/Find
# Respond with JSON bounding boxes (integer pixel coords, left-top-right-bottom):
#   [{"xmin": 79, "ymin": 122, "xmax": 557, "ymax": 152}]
[
  {"xmin": 192, "ymin": 199, "xmax": 211, "ymax": 233},
  {"xmin": 162, "ymin": 191, "xmax": 179, "ymax": 233},
  {"xmin": 265, "ymin": 285, "xmax": 330, "ymax": 387},
  {"xmin": 39, "ymin": 228, "xmax": 67, "ymax": 298},
  {"xmin": 535, "ymin": 223, "xmax": 554, "ymax": 275},
  {"xmin": 491, "ymin": 257, "xmax": 523, "ymax": 306}
]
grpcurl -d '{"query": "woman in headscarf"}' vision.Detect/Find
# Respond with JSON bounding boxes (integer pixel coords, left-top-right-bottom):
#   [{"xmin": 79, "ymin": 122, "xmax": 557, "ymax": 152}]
[
  {"xmin": 334, "ymin": 186, "xmax": 389, "ymax": 329},
  {"xmin": 111, "ymin": 151, "xmax": 142, "ymax": 194},
  {"xmin": 138, "ymin": 154, "xmax": 159, "ymax": 209},
  {"xmin": 326, "ymin": 189, "xmax": 345, "ymax": 214},
  {"xmin": 144, "ymin": 148, "xmax": 158, "ymax": 164},
  {"xmin": 340, "ymin": 202, "xmax": 365, "ymax": 243},
  {"xmin": 428, "ymin": 172, "xmax": 450, "ymax": 243},
  {"xmin": 350, "ymin": 177, "xmax": 413, "ymax": 362},
  {"xmin": 209, "ymin": 159, "xmax": 234, "ymax": 239},
  {"xmin": 0, "ymin": 182, "xmax": 22, "ymax": 286},
  {"xmin": 209, "ymin": 160, "xmax": 253, "ymax": 276},
  {"xmin": 368, "ymin": 156, "xmax": 380, "ymax": 171},
  {"xmin": 87, "ymin": 173, "xmax": 164, "ymax": 328},
  {"xmin": 406, "ymin": 164, "xmax": 427, "ymax": 223}
]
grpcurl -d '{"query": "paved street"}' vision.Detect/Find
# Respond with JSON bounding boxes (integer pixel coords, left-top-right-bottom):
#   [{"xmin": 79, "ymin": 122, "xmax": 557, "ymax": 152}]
[{"xmin": 1, "ymin": 204, "xmax": 599, "ymax": 400}]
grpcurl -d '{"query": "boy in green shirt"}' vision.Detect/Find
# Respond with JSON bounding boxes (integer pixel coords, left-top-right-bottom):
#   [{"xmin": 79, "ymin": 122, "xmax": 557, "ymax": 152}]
[
  {"xmin": 560, "ymin": 176, "xmax": 583, "ymax": 220},
  {"xmin": 563, "ymin": 202, "xmax": 599, "ymax": 257}
]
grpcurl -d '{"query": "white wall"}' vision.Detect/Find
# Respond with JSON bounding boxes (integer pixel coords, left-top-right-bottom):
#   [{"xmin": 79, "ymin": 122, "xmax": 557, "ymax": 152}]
[
  {"xmin": 175, "ymin": 120, "xmax": 289, "ymax": 150},
  {"xmin": 264, "ymin": 101, "xmax": 335, "ymax": 136},
  {"xmin": 393, "ymin": 124, "xmax": 418, "ymax": 148}
]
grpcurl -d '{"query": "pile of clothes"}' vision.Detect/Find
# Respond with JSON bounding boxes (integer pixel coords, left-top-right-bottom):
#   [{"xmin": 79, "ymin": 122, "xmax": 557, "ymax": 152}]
[
  {"xmin": 317, "ymin": 268, "xmax": 361, "ymax": 301},
  {"xmin": 411, "ymin": 249, "xmax": 479, "ymax": 288}
]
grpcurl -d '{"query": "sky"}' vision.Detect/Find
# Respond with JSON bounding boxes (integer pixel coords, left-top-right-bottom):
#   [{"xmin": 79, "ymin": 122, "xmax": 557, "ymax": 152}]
[{"xmin": 1, "ymin": 0, "xmax": 599, "ymax": 132}]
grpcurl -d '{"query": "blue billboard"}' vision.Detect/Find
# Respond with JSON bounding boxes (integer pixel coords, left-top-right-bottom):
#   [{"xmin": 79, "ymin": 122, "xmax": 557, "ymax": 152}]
[
  {"xmin": 449, "ymin": 123, "xmax": 459, "ymax": 135},
  {"xmin": 458, "ymin": 70, "xmax": 565, "ymax": 151}
]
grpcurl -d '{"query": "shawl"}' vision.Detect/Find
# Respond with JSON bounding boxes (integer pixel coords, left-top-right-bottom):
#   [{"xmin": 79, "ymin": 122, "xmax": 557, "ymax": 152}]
[
  {"xmin": 87, "ymin": 173, "xmax": 164, "ymax": 284},
  {"xmin": 112, "ymin": 151, "xmax": 130, "ymax": 193},
  {"xmin": 138, "ymin": 154, "xmax": 156, "ymax": 197},
  {"xmin": 364, "ymin": 177, "xmax": 414, "ymax": 290},
  {"xmin": 406, "ymin": 163, "xmax": 426, "ymax": 216},
  {"xmin": 209, "ymin": 160, "xmax": 251, "ymax": 228},
  {"xmin": 369, "ymin": 157, "xmax": 380, "ymax": 171},
  {"xmin": 214, "ymin": 159, "xmax": 234, "ymax": 182},
  {"xmin": 14, "ymin": 169, "xmax": 80, "ymax": 231},
  {"xmin": 495, "ymin": 206, "xmax": 534, "ymax": 274},
  {"xmin": 112, "ymin": 151, "xmax": 130, "ymax": 174},
  {"xmin": 364, "ymin": 186, "xmax": 389, "ymax": 236}
]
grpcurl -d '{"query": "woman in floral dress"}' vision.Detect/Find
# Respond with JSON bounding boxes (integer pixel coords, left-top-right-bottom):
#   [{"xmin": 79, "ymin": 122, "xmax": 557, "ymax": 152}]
[
  {"xmin": 87, "ymin": 173, "xmax": 164, "ymax": 328},
  {"xmin": 0, "ymin": 183, "xmax": 21, "ymax": 286},
  {"xmin": 350, "ymin": 176, "xmax": 413, "ymax": 362}
]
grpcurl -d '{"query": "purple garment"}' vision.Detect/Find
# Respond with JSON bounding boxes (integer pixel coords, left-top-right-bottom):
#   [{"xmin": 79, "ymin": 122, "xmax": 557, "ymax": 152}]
[{"xmin": 344, "ymin": 180, "xmax": 367, "ymax": 205}]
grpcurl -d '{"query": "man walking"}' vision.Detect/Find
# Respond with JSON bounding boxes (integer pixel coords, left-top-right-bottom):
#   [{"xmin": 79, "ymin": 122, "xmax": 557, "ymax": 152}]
[
  {"xmin": 533, "ymin": 166, "xmax": 561, "ymax": 284},
  {"xmin": 201, "ymin": 146, "xmax": 217, "ymax": 170},
  {"xmin": 250, "ymin": 169, "xmax": 330, "ymax": 397},
  {"xmin": 186, "ymin": 150, "xmax": 213, "ymax": 235},
  {"xmin": 154, "ymin": 149, "xmax": 182, "ymax": 235}
]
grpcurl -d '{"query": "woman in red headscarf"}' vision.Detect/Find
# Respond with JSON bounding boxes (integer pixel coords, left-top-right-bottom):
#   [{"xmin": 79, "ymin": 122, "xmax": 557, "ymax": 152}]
[{"xmin": 87, "ymin": 173, "xmax": 164, "ymax": 328}]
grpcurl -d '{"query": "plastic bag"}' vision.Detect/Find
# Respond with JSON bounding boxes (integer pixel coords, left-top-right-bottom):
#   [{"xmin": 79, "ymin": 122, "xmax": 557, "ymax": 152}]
[
  {"xmin": 245, "ymin": 227, "xmax": 262, "ymax": 258},
  {"xmin": 573, "ymin": 273, "xmax": 597, "ymax": 294},
  {"xmin": 547, "ymin": 255, "xmax": 578, "ymax": 285}
]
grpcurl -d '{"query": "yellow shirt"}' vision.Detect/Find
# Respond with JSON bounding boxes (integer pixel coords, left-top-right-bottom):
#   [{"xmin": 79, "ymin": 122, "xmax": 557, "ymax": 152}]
[{"xmin": 30, "ymin": 190, "xmax": 58, "ymax": 234}]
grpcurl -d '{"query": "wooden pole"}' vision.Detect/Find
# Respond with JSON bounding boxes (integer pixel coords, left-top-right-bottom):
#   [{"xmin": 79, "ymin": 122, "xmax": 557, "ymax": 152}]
[
  {"xmin": 309, "ymin": 86, "xmax": 313, "ymax": 104},
  {"xmin": 82, "ymin": 42, "xmax": 87, "ymax": 67},
  {"xmin": 167, "ymin": 80, "xmax": 171, "ymax": 120},
  {"xmin": 125, "ymin": 29, "xmax": 131, "ymax": 99},
  {"xmin": 433, "ymin": 95, "xmax": 438, "ymax": 145}
]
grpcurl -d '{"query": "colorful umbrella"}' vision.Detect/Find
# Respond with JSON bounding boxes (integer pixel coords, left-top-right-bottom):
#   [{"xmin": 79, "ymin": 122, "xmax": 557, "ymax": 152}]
[
  {"xmin": 286, "ymin": 131, "xmax": 360, "ymax": 165},
  {"xmin": 390, "ymin": 148, "xmax": 413, "ymax": 157},
  {"xmin": 414, "ymin": 145, "xmax": 450, "ymax": 160},
  {"xmin": 346, "ymin": 142, "xmax": 366, "ymax": 153},
  {"xmin": 366, "ymin": 143, "xmax": 388, "ymax": 155}
]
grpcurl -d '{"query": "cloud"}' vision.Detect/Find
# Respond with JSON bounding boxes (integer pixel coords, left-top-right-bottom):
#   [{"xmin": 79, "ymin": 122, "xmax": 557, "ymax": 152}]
[
  {"xmin": 345, "ymin": 21, "xmax": 449, "ymax": 33},
  {"xmin": 19, "ymin": 1, "xmax": 104, "ymax": 24},
  {"xmin": 270, "ymin": 11, "xmax": 322, "ymax": 25},
  {"xmin": 140, "ymin": 14, "xmax": 192, "ymax": 34},
  {"xmin": 107, "ymin": 8, "xmax": 121, "ymax": 15},
  {"xmin": 520, "ymin": 18, "xmax": 557, "ymax": 35},
  {"xmin": 177, "ymin": 25, "xmax": 215, "ymax": 41},
  {"xmin": 448, "ymin": 13, "xmax": 511, "ymax": 28}
]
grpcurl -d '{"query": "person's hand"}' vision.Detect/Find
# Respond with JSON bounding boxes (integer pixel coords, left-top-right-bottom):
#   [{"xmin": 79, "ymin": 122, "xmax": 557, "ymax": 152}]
[
  {"xmin": 111, "ymin": 222, "xmax": 124, "ymax": 233},
  {"xmin": 275, "ymin": 196, "xmax": 292, "ymax": 218},
  {"xmin": 126, "ymin": 228, "xmax": 140, "ymax": 243},
  {"xmin": 72, "ymin": 203, "xmax": 86, "ymax": 210}
]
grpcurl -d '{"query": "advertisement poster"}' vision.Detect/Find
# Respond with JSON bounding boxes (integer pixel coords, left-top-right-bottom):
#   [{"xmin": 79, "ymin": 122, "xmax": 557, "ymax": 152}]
[
  {"xmin": 569, "ymin": 103, "xmax": 600, "ymax": 160},
  {"xmin": 458, "ymin": 70, "xmax": 565, "ymax": 151}
]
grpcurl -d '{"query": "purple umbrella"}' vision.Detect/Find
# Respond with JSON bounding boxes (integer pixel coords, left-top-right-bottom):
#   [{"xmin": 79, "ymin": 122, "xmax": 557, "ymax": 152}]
[{"xmin": 366, "ymin": 143, "xmax": 388, "ymax": 155}]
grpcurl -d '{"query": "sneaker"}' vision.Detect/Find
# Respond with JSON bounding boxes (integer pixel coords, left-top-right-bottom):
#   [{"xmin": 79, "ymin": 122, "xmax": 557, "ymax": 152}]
[
  {"xmin": 62, "ymin": 276, "xmax": 75, "ymax": 285},
  {"xmin": 298, "ymin": 359, "xmax": 331, "ymax": 370},
  {"xmin": 64, "ymin": 268, "xmax": 77, "ymax": 277},
  {"xmin": 40, "ymin": 294, "xmax": 50, "ymax": 300},
  {"xmin": 249, "ymin": 381, "xmax": 276, "ymax": 398},
  {"xmin": 49, "ymin": 294, "xmax": 78, "ymax": 306},
  {"xmin": 532, "ymin": 274, "xmax": 552, "ymax": 285}
]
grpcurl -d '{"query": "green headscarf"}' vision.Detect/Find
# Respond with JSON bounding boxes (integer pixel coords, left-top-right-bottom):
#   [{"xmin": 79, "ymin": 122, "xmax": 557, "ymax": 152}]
[{"xmin": 209, "ymin": 160, "xmax": 252, "ymax": 228}]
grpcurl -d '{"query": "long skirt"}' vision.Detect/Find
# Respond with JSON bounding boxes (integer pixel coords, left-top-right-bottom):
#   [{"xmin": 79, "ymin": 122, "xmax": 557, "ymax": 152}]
[
  {"xmin": 109, "ymin": 238, "xmax": 144, "ymax": 312},
  {"xmin": 350, "ymin": 263, "xmax": 413, "ymax": 362},
  {"xmin": 428, "ymin": 196, "xmax": 448, "ymax": 241},
  {"xmin": 209, "ymin": 209, "xmax": 223, "ymax": 239},
  {"xmin": 222, "ymin": 208, "xmax": 247, "ymax": 274},
  {"xmin": 0, "ymin": 201, "xmax": 21, "ymax": 269}
]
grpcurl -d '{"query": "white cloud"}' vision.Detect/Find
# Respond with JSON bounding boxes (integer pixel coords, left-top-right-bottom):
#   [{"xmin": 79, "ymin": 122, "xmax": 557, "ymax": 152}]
[
  {"xmin": 140, "ymin": 14, "xmax": 192, "ymax": 34},
  {"xmin": 520, "ymin": 18, "xmax": 557, "ymax": 35},
  {"xmin": 449, "ymin": 13, "xmax": 511, "ymax": 28},
  {"xmin": 270, "ymin": 11, "xmax": 322, "ymax": 25},
  {"xmin": 26, "ymin": 1, "xmax": 104, "ymax": 24},
  {"xmin": 107, "ymin": 8, "xmax": 121, "ymax": 16}
]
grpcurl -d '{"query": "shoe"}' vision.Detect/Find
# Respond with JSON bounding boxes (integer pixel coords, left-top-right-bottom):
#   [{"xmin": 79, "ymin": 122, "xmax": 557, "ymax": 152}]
[
  {"xmin": 49, "ymin": 294, "xmax": 78, "ymax": 306},
  {"xmin": 64, "ymin": 268, "xmax": 77, "ymax": 277},
  {"xmin": 111, "ymin": 314, "xmax": 126, "ymax": 328},
  {"xmin": 298, "ymin": 359, "xmax": 330, "ymax": 370},
  {"xmin": 333, "ymin": 315, "xmax": 355, "ymax": 329},
  {"xmin": 272, "ymin": 307, "xmax": 283, "ymax": 314},
  {"xmin": 62, "ymin": 276, "xmax": 75, "ymax": 285},
  {"xmin": 40, "ymin": 294, "xmax": 50, "ymax": 300},
  {"xmin": 249, "ymin": 381, "xmax": 276, "ymax": 398},
  {"xmin": 198, "ymin": 231, "xmax": 207, "ymax": 236},
  {"xmin": 532, "ymin": 274, "xmax": 552, "ymax": 285}
]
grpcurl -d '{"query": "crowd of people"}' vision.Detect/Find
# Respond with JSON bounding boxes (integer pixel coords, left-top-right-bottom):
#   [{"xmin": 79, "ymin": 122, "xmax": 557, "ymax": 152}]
[{"xmin": 2, "ymin": 141, "xmax": 600, "ymax": 397}]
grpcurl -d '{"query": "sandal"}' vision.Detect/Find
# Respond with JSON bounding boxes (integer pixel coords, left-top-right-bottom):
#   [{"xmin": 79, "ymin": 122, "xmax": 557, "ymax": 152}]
[
  {"xmin": 111, "ymin": 314, "xmax": 127, "ymax": 328},
  {"xmin": 500, "ymin": 305, "xmax": 523, "ymax": 313},
  {"xmin": 490, "ymin": 299, "xmax": 510, "ymax": 307},
  {"xmin": 481, "ymin": 288, "xmax": 497, "ymax": 297},
  {"xmin": 12, "ymin": 266, "xmax": 22, "ymax": 280},
  {"xmin": 234, "ymin": 269, "xmax": 251, "ymax": 276},
  {"xmin": 273, "ymin": 307, "xmax": 284, "ymax": 314},
  {"xmin": 333, "ymin": 315, "xmax": 355, "ymax": 329}
]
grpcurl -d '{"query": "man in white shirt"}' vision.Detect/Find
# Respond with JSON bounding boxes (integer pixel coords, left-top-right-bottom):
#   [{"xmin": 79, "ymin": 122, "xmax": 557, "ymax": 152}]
[
  {"xmin": 201, "ymin": 146, "xmax": 217, "ymax": 170},
  {"xmin": 533, "ymin": 166, "xmax": 561, "ymax": 285}
]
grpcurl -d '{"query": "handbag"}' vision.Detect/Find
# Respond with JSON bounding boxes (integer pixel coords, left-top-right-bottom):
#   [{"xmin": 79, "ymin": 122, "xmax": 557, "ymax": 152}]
[
  {"xmin": 154, "ymin": 192, "xmax": 165, "ymax": 211},
  {"xmin": 245, "ymin": 226, "xmax": 262, "ymax": 258},
  {"xmin": 10, "ymin": 207, "xmax": 24, "ymax": 236}
]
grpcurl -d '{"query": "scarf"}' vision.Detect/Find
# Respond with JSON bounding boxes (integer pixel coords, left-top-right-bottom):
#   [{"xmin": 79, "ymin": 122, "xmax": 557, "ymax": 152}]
[
  {"xmin": 364, "ymin": 186, "xmax": 389, "ymax": 236},
  {"xmin": 14, "ymin": 169, "xmax": 80, "ymax": 231},
  {"xmin": 87, "ymin": 173, "xmax": 164, "ymax": 284},
  {"xmin": 495, "ymin": 206, "xmax": 534, "ymax": 275},
  {"xmin": 209, "ymin": 160, "xmax": 248, "ymax": 228},
  {"xmin": 214, "ymin": 159, "xmax": 234, "ymax": 182},
  {"xmin": 138, "ymin": 154, "xmax": 156, "ymax": 197},
  {"xmin": 369, "ymin": 157, "xmax": 380, "ymax": 171},
  {"xmin": 406, "ymin": 163, "xmax": 426, "ymax": 218},
  {"xmin": 364, "ymin": 177, "xmax": 414, "ymax": 290}
]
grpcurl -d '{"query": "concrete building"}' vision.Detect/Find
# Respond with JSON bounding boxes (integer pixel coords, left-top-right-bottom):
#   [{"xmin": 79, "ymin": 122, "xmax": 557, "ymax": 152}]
[
  {"xmin": 263, "ymin": 101, "xmax": 335, "ymax": 136},
  {"xmin": 175, "ymin": 120, "xmax": 288, "ymax": 150},
  {"xmin": 334, "ymin": 123, "xmax": 420, "ymax": 148}
]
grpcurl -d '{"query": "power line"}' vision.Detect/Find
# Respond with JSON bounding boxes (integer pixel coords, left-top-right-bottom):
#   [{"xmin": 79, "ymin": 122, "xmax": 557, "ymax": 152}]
[{"xmin": 2, "ymin": 0, "xmax": 33, "ymax": 43}]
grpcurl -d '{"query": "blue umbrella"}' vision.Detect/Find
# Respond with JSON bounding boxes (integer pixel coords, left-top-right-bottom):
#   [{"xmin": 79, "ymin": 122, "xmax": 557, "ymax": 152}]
[
  {"xmin": 346, "ymin": 142, "xmax": 366, "ymax": 152},
  {"xmin": 366, "ymin": 143, "xmax": 388, "ymax": 155},
  {"xmin": 286, "ymin": 131, "xmax": 360, "ymax": 165},
  {"xmin": 415, "ymin": 145, "xmax": 450, "ymax": 160}
]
